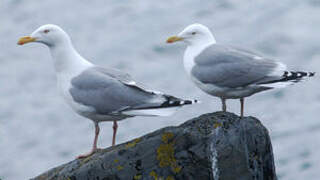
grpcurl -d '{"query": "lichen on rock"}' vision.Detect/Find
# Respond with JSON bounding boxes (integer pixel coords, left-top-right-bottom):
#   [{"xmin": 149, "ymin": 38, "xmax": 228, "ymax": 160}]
[
  {"xmin": 125, "ymin": 138, "xmax": 141, "ymax": 148},
  {"xmin": 156, "ymin": 132, "xmax": 181, "ymax": 174},
  {"xmin": 31, "ymin": 112, "xmax": 277, "ymax": 180}
]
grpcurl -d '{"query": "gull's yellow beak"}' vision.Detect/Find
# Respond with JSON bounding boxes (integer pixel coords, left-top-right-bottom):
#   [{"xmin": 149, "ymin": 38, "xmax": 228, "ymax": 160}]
[
  {"xmin": 17, "ymin": 36, "xmax": 36, "ymax": 45},
  {"xmin": 166, "ymin": 36, "xmax": 183, "ymax": 43}
]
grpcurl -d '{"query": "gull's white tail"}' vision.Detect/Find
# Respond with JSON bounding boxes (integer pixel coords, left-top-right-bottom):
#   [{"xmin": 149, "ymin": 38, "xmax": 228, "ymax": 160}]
[{"xmin": 123, "ymin": 96, "xmax": 199, "ymax": 117}]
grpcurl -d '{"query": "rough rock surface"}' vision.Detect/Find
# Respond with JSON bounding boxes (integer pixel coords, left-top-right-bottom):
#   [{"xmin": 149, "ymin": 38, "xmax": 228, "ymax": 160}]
[{"xmin": 32, "ymin": 112, "xmax": 277, "ymax": 180}]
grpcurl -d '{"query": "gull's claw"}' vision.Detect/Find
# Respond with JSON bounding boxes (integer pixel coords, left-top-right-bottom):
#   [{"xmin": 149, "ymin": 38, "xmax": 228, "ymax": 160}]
[{"xmin": 77, "ymin": 148, "xmax": 102, "ymax": 159}]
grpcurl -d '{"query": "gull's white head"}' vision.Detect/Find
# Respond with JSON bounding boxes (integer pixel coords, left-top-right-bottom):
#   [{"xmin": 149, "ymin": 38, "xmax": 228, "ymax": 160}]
[
  {"xmin": 18, "ymin": 24, "xmax": 71, "ymax": 47},
  {"xmin": 167, "ymin": 23, "xmax": 216, "ymax": 46}
]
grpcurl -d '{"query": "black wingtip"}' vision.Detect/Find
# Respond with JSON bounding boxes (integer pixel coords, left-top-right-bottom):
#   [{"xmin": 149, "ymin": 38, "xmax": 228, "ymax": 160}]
[
  {"xmin": 160, "ymin": 97, "xmax": 200, "ymax": 108},
  {"xmin": 259, "ymin": 70, "xmax": 315, "ymax": 85},
  {"xmin": 309, "ymin": 72, "xmax": 315, "ymax": 77},
  {"xmin": 182, "ymin": 99, "xmax": 200, "ymax": 105}
]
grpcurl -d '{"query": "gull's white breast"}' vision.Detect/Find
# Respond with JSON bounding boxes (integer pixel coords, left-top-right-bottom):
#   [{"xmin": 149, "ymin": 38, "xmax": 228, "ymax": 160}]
[
  {"xmin": 56, "ymin": 67, "xmax": 95, "ymax": 117},
  {"xmin": 183, "ymin": 46, "xmax": 197, "ymax": 76}
]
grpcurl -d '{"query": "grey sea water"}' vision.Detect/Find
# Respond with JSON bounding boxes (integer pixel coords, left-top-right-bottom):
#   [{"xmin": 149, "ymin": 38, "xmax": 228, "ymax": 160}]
[{"xmin": 0, "ymin": 0, "xmax": 319, "ymax": 179}]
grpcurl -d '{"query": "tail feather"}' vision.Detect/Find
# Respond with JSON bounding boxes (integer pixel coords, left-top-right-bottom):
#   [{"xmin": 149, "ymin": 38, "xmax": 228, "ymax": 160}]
[{"xmin": 259, "ymin": 71, "xmax": 315, "ymax": 88}]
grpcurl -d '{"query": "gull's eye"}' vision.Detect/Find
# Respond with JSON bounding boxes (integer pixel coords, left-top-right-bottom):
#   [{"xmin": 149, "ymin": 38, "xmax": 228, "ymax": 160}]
[
  {"xmin": 44, "ymin": 29, "xmax": 50, "ymax": 34},
  {"xmin": 192, "ymin": 32, "xmax": 196, "ymax": 35}
]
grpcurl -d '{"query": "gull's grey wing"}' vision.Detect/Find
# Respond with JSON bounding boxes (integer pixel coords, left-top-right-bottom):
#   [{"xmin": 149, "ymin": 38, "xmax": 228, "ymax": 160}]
[
  {"xmin": 69, "ymin": 67, "xmax": 166, "ymax": 115},
  {"xmin": 191, "ymin": 44, "xmax": 284, "ymax": 88}
]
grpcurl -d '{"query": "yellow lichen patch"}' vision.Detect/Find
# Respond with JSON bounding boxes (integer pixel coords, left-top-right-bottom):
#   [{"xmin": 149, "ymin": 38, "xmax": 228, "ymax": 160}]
[
  {"xmin": 80, "ymin": 155, "xmax": 93, "ymax": 165},
  {"xmin": 171, "ymin": 163, "xmax": 181, "ymax": 173},
  {"xmin": 149, "ymin": 172, "xmax": 170, "ymax": 180},
  {"xmin": 166, "ymin": 176, "xmax": 175, "ymax": 180},
  {"xmin": 114, "ymin": 159, "xmax": 119, "ymax": 163},
  {"xmin": 213, "ymin": 122, "xmax": 222, "ymax": 129},
  {"xmin": 125, "ymin": 138, "xmax": 141, "ymax": 148},
  {"xmin": 133, "ymin": 174, "xmax": 142, "ymax": 180},
  {"xmin": 162, "ymin": 132, "xmax": 174, "ymax": 143},
  {"xmin": 156, "ymin": 132, "xmax": 181, "ymax": 174},
  {"xmin": 117, "ymin": 165, "xmax": 124, "ymax": 170},
  {"xmin": 157, "ymin": 143, "xmax": 175, "ymax": 167},
  {"xmin": 150, "ymin": 170, "xmax": 158, "ymax": 180}
]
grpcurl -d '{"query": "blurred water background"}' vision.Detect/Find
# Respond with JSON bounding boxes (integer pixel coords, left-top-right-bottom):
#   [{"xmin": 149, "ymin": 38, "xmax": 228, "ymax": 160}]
[{"xmin": 0, "ymin": 0, "xmax": 320, "ymax": 179}]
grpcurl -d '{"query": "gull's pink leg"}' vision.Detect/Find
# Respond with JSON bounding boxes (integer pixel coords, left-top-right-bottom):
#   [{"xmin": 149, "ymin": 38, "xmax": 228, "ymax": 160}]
[
  {"xmin": 240, "ymin": 98, "xmax": 244, "ymax": 118},
  {"xmin": 77, "ymin": 122, "xmax": 100, "ymax": 159},
  {"xmin": 221, "ymin": 98, "xmax": 227, "ymax": 112},
  {"xmin": 112, "ymin": 120, "xmax": 118, "ymax": 146}
]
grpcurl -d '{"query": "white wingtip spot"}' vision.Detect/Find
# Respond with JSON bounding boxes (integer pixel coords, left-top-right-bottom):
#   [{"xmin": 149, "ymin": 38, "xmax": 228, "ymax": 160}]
[
  {"xmin": 253, "ymin": 56, "xmax": 263, "ymax": 60},
  {"xmin": 127, "ymin": 81, "xmax": 137, "ymax": 85}
]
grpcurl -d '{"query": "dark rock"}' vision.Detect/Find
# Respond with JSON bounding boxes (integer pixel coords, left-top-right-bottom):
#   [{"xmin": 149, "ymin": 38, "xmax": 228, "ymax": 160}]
[{"xmin": 32, "ymin": 112, "xmax": 277, "ymax": 180}]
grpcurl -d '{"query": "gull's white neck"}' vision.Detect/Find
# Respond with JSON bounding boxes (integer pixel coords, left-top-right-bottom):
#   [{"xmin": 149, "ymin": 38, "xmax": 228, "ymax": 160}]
[
  {"xmin": 49, "ymin": 41, "xmax": 93, "ymax": 75},
  {"xmin": 183, "ymin": 34, "xmax": 216, "ymax": 75},
  {"xmin": 48, "ymin": 38, "xmax": 94, "ymax": 106}
]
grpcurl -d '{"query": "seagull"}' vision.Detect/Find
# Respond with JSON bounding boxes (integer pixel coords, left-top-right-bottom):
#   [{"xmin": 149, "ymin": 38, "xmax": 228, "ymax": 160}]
[
  {"xmin": 18, "ymin": 24, "xmax": 198, "ymax": 158},
  {"xmin": 166, "ymin": 23, "xmax": 314, "ymax": 117}
]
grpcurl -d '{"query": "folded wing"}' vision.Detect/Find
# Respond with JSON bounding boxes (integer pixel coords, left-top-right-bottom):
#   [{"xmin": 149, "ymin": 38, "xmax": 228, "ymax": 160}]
[
  {"xmin": 70, "ymin": 67, "xmax": 195, "ymax": 116},
  {"xmin": 191, "ymin": 44, "xmax": 288, "ymax": 88}
]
